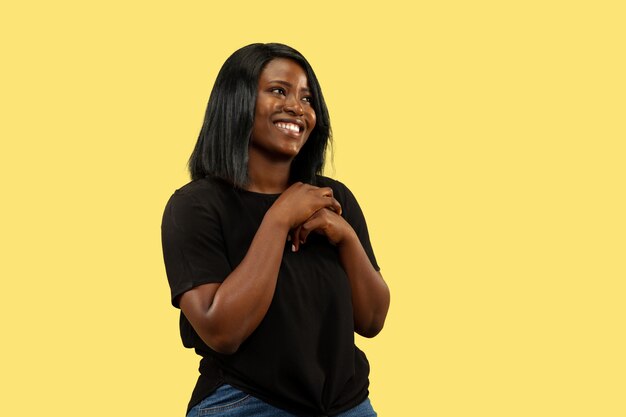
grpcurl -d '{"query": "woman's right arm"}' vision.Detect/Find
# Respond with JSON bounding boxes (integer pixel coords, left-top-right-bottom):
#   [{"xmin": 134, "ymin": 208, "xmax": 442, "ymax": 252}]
[{"xmin": 177, "ymin": 183, "xmax": 340, "ymax": 355}]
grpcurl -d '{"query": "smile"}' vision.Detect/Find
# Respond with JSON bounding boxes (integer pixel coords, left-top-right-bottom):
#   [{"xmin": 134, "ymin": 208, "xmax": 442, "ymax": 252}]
[{"xmin": 274, "ymin": 121, "xmax": 303, "ymax": 134}]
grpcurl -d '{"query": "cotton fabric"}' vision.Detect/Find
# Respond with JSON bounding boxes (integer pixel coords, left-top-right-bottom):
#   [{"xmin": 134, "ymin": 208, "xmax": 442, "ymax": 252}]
[{"xmin": 161, "ymin": 176, "xmax": 379, "ymax": 416}]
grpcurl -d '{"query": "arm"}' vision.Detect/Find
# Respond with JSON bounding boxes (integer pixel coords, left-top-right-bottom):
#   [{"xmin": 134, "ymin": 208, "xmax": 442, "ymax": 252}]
[
  {"xmin": 177, "ymin": 183, "xmax": 341, "ymax": 354},
  {"xmin": 292, "ymin": 209, "xmax": 390, "ymax": 337},
  {"xmin": 178, "ymin": 212, "xmax": 288, "ymax": 354},
  {"xmin": 337, "ymin": 229, "xmax": 390, "ymax": 337}
]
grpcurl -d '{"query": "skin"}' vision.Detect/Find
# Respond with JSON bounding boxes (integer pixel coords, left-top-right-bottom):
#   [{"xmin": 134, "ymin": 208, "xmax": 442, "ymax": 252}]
[{"xmin": 179, "ymin": 58, "xmax": 390, "ymax": 354}]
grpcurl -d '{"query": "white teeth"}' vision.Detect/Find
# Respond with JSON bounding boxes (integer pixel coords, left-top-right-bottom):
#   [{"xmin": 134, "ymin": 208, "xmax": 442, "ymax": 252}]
[{"xmin": 275, "ymin": 122, "xmax": 300, "ymax": 133}]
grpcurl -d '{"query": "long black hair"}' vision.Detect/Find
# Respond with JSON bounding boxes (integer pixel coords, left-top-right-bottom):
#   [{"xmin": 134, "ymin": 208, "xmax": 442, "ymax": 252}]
[{"xmin": 188, "ymin": 43, "xmax": 332, "ymax": 187}]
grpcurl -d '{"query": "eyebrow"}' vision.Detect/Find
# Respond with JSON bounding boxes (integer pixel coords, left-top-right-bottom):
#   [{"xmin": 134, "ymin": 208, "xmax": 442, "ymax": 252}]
[{"xmin": 268, "ymin": 80, "xmax": 311, "ymax": 93}]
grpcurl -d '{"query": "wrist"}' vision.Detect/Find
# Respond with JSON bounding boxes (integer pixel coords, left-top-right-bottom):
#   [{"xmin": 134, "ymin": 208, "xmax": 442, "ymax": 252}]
[
  {"xmin": 336, "ymin": 227, "xmax": 359, "ymax": 249},
  {"xmin": 264, "ymin": 206, "xmax": 292, "ymax": 233}
]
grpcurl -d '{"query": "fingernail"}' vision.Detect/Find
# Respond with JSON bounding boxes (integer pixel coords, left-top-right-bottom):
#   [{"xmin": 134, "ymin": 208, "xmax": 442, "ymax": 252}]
[{"xmin": 291, "ymin": 244, "xmax": 296, "ymax": 252}]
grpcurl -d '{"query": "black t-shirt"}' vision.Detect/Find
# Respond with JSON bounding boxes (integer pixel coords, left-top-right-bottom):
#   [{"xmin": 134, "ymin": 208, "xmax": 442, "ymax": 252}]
[{"xmin": 161, "ymin": 176, "xmax": 380, "ymax": 416}]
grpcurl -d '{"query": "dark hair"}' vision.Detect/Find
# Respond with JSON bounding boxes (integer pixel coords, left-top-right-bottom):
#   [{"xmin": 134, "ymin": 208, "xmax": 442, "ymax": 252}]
[{"xmin": 188, "ymin": 43, "xmax": 332, "ymax": 187}]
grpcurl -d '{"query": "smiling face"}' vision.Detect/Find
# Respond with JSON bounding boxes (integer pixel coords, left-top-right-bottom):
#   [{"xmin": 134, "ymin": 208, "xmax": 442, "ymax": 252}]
[{"xmin": 249, "ymin": 58, "xmax": 316, "ymax": 163}]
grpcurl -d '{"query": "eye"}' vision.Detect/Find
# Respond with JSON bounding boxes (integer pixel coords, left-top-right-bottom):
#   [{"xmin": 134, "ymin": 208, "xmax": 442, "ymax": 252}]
[
  {"xmin": 270, "ymin": 87, "xmax": 286, "ymax": 95},
  {"xmin": 302, "ymin": 96, "xmax": 313, "ymax": 104}
]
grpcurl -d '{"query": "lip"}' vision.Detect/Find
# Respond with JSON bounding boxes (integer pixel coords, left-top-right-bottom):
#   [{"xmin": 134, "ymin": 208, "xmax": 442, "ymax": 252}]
[
  {"xmin": 273, "ymin": 118, "xmax": 305, "ymax": 130},
  {"xmin": 272, "ymin": 118, "xmax": 306, "ymax": 138}
]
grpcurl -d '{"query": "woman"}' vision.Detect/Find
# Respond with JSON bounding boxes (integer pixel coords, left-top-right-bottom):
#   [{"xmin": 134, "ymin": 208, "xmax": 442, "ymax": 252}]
[{"xmin": 161, "ymin": 43, "xmax": 390, "ymax": 417}]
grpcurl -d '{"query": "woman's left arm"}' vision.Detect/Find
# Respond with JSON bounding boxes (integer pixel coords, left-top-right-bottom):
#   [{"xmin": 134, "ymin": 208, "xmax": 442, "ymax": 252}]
[{"xmin": 292, "ymin": 209, "xmax": 390, "ymax": 337}]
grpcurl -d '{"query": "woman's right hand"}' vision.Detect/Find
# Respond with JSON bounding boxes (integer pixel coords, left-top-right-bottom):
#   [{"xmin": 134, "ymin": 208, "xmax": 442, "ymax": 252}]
[{"xmin": 268, "ymin": 182, "xmax": 342, "ymax": 229}]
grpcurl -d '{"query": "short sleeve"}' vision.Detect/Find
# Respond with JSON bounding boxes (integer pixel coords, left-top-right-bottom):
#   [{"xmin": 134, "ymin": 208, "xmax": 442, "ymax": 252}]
[
  {"xmin": 336, "ymin": 182, "xmax": 380, "ymax": 271},
  {"xmin": 161, "ymin": 190, "xmax": 232, "ymax": 307}
]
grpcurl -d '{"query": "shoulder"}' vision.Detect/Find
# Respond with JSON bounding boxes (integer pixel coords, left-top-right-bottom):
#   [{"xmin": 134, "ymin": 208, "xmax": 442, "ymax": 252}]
[
  {"xmin": 162, "ymin": 177, "xmax": 234, "ymax": 228},
  {"xmin": 314, "ymin": 175, "xmax": 359, "ymax": 207},
  {"xmin": 166, "ymin": 177, "xmax": 233, "ymax": 208},
  {"xmin": 315, "ymin": 175, "xmax": 350, "ymax": 194},
  {"xmin": 171, "ymin": 177, "xmax": 231, "ymax": 199}
]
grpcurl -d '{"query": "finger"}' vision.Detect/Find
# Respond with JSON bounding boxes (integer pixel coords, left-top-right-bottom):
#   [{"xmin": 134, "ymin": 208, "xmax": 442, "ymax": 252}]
[
  {"xmin": 319, "ymin": 186, "xmax": 334, "ymax": 199},
  {"xmin": 299, "ymin": 223, "xmax": 314, "ymax": 244},
  {"xmin": 328, "ymin": 197, "xmax": 342, "ymax": 216},
  {"xmin": 299, "ymin": 211, "xmax": 328, "ymax": 244},
  {"xmin": 316, "ymin": 191, "xmax": 341, "ymax": 214},
  {"xmin": 291, "ymin": 225, "xmax": 302, "ymax": 252}
]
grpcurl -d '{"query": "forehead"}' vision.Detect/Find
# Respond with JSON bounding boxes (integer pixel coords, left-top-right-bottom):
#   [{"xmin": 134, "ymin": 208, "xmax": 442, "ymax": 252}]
[{"xmin": 258, "ymin": 58, "xmax": 309, "ymax": 87}]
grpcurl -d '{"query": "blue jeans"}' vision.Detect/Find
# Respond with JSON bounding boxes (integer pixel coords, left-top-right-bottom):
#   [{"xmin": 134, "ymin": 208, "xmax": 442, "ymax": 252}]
[{"xmin": 186, "ymin": 384, "xmax": 377, "ymax": 417}]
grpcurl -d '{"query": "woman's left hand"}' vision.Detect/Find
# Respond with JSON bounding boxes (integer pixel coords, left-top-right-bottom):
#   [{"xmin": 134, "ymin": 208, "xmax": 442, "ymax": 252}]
[
  {"xmin": 291, "ymin": 207, "xmax": 390, "ymax": 337},
  {"xmin": 290, "ymin": 208, "xmax": 356, "ymax": 251}
]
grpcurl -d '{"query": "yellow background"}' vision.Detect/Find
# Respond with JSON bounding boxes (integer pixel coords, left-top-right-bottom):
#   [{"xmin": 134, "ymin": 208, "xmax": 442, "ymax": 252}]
[{"xmin": 1, "ymin": 1, "xmax": 624, "ymax": 416}]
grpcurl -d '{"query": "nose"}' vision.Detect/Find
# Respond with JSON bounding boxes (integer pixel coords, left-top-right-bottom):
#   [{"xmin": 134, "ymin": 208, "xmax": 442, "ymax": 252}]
[{"xmin": 283, "ymin": 95, "xmax": 304, "ymax": 116}]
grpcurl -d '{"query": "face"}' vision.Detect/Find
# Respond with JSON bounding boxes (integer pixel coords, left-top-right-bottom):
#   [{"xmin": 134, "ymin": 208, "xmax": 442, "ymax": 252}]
[{"xmin": 249, "ymin": 58, "xmax": 316, "ymax": 162}]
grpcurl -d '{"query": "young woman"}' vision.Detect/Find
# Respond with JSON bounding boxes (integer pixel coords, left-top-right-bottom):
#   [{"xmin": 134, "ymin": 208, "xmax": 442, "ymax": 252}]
[{"xmin": 161, "ymin": 43, "xmax": 390, "ymax": 417}]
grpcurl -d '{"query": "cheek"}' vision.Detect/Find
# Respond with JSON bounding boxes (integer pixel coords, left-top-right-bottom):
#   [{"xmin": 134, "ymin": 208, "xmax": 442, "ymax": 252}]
[{"xmin": 309, "ymin": 112, "xmax": 317, "ymax": 131}]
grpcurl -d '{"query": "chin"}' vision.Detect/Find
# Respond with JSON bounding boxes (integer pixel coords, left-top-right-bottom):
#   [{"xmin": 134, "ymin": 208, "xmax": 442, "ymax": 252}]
[{"xmin": 277, "ymin": 143, "xmax": 304, "ymax": 158}]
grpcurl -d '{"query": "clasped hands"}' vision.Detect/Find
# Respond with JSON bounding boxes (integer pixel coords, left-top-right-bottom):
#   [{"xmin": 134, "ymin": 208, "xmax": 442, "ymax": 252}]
[{"xmin": 269, "ymin": 182, "xmax": 356, "ymax": 252}]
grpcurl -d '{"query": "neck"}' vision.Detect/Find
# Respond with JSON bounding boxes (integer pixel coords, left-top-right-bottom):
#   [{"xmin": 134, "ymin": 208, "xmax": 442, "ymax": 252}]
[{"xmin": 247, "ymin": 152, "xmax": 292, "ymax": 194}]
